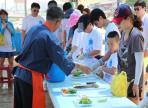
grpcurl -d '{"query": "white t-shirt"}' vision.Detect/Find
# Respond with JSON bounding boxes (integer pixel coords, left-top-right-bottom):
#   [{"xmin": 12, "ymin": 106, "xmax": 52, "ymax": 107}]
[
  {"xmin": 104, "ymin": 22, "xmax": 120, "ymax": 53},
  {"xmin": 22, "ymin": 15, "xmax": 44, "ymax": 33},
  {"xmin": 72, "ymin": 28, "xmax": 85, "ymax": 59},
  {"xmin": 0, "ymin": 26, "xmax": 16, "ymax": 52},
  {"xmin": 103, "ymin": 52, "xmax": 118, "ymax": 83},
  {"xmin": 61, "ymin": 19, "xmax": 70, "ymax": 42},
  {"xmin": 53, "ymin": 24, "xmax": 63, "ymax": 43},
  {"xmin": 81, "ymin": 26, "xmax": 102, "ymax": 54},
  {"xmin": 142, "ymin": 13, "xmax": 148, "ymax": 50}
]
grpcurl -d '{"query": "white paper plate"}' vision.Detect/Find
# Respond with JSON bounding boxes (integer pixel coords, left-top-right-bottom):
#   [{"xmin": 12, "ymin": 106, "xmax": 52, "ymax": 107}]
[{"xmin": 61, "ymin": 89, "xmax": 77, "ymax": 96}]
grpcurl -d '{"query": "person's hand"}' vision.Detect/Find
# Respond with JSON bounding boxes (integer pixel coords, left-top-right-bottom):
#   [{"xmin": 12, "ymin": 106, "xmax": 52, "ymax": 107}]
[
  {"xmin": 96, "ymin": 71, "xmax": 104, "ymax": 79},
  {"xmin": 101, "ymin": 65, "xmax": 106, "ymax": 70},
  {"xmin": 76, "ymin": 64, "xmax": 91, "ymax": 74},
  {"xmin": 77, "ymin": 54, "xmax": 85, "ymax": 60},
  {"xmin": 67, "ymin": 52, "xmax": 73, "ymax": 60},
  {"xmin": 77, "ymin": 53, "xmax": 88, "ymax": 60},
  {"xmin": 132, "ymin": 84, "xmax": 139, "ymax": 99},
  {"xmin": 3, "ymin": 22, "xmax": 7, "ymax": 28}
]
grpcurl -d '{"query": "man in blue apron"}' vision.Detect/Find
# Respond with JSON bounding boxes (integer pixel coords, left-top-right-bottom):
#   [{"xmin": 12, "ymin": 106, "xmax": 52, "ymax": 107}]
[{"xmin": 13, "ymin": 7, "xmax": 91, "ymax": 108}]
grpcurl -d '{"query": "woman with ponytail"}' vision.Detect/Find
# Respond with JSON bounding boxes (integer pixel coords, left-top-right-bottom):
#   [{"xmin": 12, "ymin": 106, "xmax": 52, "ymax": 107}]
[{"xmin": 112, "ymin": 4, "xmax": 144, "ymax": 103}]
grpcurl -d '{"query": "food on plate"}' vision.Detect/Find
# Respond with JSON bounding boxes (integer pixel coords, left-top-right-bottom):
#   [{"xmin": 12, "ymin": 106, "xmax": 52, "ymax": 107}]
[
  {"xmin": 61, "ymin": 88, "xmax": 77, "ymax": 94},
  {"xmin": 79, "ymin": 97, "xmax": 92, "ymax": 104},
  {"xmin": 73, "ymin": 70, "xmax": 82, "ymax": 77},
  {"xmin": 74, "ymin": 83, "xmax": 99, "ymax": 89}
]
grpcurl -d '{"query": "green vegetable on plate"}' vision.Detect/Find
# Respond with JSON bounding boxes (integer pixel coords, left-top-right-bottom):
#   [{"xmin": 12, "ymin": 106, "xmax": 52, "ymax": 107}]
[
  {"xmin": 73, "ymin": 70, "xmax": 82, "ymax": 77},
  {"xmin": 79, "ymin": 97, "xmax": 92, "ymax": 104}
]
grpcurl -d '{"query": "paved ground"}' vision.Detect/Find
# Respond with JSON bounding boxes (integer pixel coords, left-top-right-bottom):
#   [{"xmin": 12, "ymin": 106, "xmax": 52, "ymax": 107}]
[
  {"xmin": 0, "ymin": 84, "xmax": 54, "ymax": 108},
  {"xmin": 0, "ymin": 88, "xmax": 13, "ymax": 108},
  {"xmin": 0, "ymin": 59, "xmax": 54, "ymax": 108}
]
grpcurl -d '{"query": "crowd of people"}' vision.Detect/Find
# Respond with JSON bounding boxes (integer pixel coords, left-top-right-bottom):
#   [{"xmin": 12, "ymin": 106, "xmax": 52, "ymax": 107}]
[{"xmin": 0, "ymin": 0, "xmax": 148, "ymax": 108}]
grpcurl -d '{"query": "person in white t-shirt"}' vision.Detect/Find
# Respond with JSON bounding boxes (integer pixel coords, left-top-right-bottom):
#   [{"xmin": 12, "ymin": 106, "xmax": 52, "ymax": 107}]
[
  {"xmin": 90, "ymin": 8, "xmax": 120, "ymax": 54},
  {"xmin": 134, "ymin": 0, "xmax": 148, "ymax": 57},
  {"xmin": 67, "ymin": 28, "xmax": 84, "ymax": 60},
  {"xmin": 61, "ymin": 2, "xmax": 74, "ymax": 49},
  {"xmin": 98, "ymin": 31, "xmax": 119, "ymax": 83},
  {"xmin": 22, "ymin": 2, "xmax": 44, "ymax": 41},
  {"xmin": 77, "ymin": 15, "xmax": 103, "ymax": 58},
  {"xmin": 47, "ymin": 0, "xmax": 64, "ymax": 45}
]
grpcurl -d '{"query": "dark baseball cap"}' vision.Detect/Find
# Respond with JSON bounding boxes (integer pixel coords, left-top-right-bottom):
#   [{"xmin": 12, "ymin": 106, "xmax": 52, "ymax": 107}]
[{"xmin": 112, "ymin": 4, "xmax": 132, "ymax": 25}]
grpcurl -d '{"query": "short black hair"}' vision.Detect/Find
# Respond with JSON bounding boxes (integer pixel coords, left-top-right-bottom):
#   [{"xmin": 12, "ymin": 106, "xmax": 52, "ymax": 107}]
[
  {"xmin": 46, "ymin": 7, "xmax": 64, "ymax": 22},
  {"xmin": 77, "ymin": 4, "xmax": 84, "ymax": 13},
  {"xmin": 78, "ymin": 14, "xmax": 91, "ymax": 30},
  {"xmin": 134, "ymin": 0, "xmax": 146, "ymax": 8},
  {"xmin": 63, "ymin": 2, "xmax": 72, "ymax": 11},
  {"xmin": 90, "ymin": 8, "xmax": 106, "ymax": 23},
  {"xmin": 83, "ymin": 8, "xmax": 91, "ymax": 15},
  {"xmin": 107, "ymin": 31, "xmax": 119, "ymax": 42},
  {"xmin": 31, "ymin": 2, "xmax": 40, "ymax": 9},
  {"xmin": 48, "ymin": 0, "xmax": 57, "ymax": 7},
  {"xmin": 0, "ymin": 9, "xmax": 8, "ymax": 16}
]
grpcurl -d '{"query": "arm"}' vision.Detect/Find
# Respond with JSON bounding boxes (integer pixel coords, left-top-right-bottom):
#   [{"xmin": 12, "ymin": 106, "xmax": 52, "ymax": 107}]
[
  {"xmin": 102, "ymin": 53, "xmax": 118, "ymax": 75},
  {"xmin": 6, "ymin": 22, "xmax": 15, "ymax": 35},
  {"xmin": 144, "ymin": 20, "xmax": 148, "ymax": 57},
  {"xmin": 134, "ymin": 52, "xmax": 144, "ymax": 85},
  {"xmin": 132, "ymin": 35, "xmax": 144, "ymax": 98},
  {"xmin": 62, "ymin": 30, "xmax": 66, "ymax": 49},
  {"xmin": 91, "ymin": 30, "xmax": 102, "ymax": 57},
  {"xmin": 88, "ymin": 50, "xmax": 101, "ymax": 57},
  {"xmin": 22, "ymin": 18, "xmax": 27, "ymax": 42},
  {"xmin": 102, "ymin": 50, "xmax": 112, "ymax": 62},
  {"xmin": 93, "ymin": 50, "xmax": 112, "ymax": 69},
  {"xmin": 22, "ymin": 30, "xmax": 26, "ymax": 42},
  {"xmin": 102, "ymin": 66, "xmax": 117, "ymax": 75},
  {"xmin": 144, "ymin": 42, "xmax": 148, "ymax": 57},
  {"xmin": 46, "ymin": 36, "xmax": 90, "ymax": 75},
  {"xmin": 67, "ymin": 45, "xmax": 78, "ymax": 58}
]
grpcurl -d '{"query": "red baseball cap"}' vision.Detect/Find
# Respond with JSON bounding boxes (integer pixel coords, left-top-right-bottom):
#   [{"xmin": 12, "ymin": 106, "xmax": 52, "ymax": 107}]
[{"xmin": 112, "ymin": 4, "xmax": 132, "ymax": 25}]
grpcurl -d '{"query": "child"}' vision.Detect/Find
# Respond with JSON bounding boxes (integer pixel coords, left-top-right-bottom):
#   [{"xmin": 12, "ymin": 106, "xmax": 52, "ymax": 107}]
[
  {"xmin": 98, "ymin": 31, "xmax": 119, "ymax": 83},
  {"xmin": 77, "ymin": 14, "xmax": 103, "ymax": 59}
]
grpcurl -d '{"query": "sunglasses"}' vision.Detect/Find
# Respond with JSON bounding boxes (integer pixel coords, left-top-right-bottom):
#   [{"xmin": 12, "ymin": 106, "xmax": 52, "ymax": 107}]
[{"xmin": 134, "ymin": 8, "xmax": 140, "ymax": 11}]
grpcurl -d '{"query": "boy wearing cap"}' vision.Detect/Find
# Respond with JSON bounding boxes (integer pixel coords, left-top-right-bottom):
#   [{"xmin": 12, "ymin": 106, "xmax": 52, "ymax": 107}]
[{"xmin": 112, "ymin": 4, "xmax": 144, "ymax": 103}]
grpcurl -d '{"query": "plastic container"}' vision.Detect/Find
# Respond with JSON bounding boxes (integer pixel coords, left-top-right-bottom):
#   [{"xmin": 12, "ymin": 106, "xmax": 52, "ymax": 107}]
[{"xmin": 46, "ymin": 63, "xmax": 65, "ymax": 83}]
